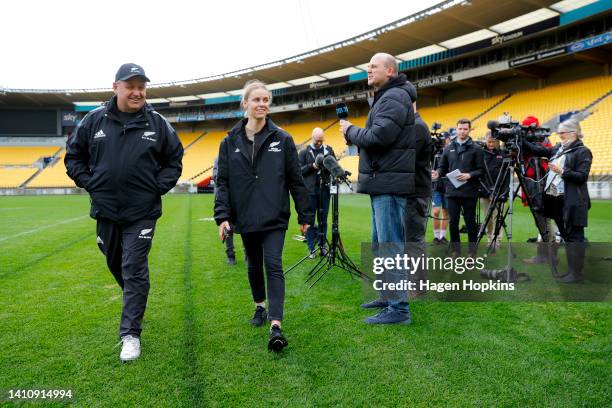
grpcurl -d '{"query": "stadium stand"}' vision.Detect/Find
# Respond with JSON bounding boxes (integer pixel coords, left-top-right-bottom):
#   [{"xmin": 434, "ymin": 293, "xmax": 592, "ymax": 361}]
[
  {"xmin": 0, "ymin": 167, "xmax": 38, "ymax": 188},
  {"xmin": 26, "ymin": 153, "xmax": 75, "ymax": 188},
  {"xmin": 179, "ymin": 130, "xmax": 227, "ymax": 181},
  {"xmin": 0, "ymin": 146, "xmax": 60, "ymax": 166}
]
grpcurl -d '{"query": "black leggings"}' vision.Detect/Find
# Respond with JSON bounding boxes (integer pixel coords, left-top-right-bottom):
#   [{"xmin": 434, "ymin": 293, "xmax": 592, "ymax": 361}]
[{"xmin": 240, "ymin": 229, "xmax": 286, "ymax": 321}]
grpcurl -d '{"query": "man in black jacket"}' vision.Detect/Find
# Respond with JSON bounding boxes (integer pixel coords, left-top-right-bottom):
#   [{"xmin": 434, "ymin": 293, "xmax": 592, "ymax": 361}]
[
  {"xmin": 340, "ymin": 53, "xmax": 415, "ymax": 325},
  {"xmin": 480, "ymin": 132, "xmax": 506, "ymax": 249},
  {"xmin": 65, "ymin": 63, "xmax": 183, "ymax": 362},
  {"xmin": 298, "ymin": 127, "xmax": 336, "ymax": 257},
  {"xmin": 432, "ymin": 119, "xmax": 484, "ymax": 255}
]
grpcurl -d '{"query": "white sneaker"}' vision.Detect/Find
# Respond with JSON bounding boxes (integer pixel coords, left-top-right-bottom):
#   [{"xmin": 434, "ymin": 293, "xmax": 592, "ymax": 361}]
[{"xmin": 119, "ymin": 335, "xmax": 141, "ymax": 362}]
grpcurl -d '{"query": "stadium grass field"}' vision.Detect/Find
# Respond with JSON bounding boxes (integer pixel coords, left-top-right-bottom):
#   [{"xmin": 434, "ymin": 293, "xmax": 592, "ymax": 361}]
[{"xmin": 1, "ymin": 194, "xmax": 610, "ymax": 406}]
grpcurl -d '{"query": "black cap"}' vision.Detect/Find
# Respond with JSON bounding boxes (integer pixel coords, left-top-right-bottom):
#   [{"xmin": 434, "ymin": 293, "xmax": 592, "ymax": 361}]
[{"xmin": 115, "ymin": 63, "xmax": 150, "ymax": 82}]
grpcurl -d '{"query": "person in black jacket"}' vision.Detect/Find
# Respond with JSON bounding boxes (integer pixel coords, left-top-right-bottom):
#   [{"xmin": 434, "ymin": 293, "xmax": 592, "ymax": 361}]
[
  {"xmin": 214, "ymin": 80, "xmax": 313, "ymax": 351},
  {"xmin": 340, "ymin": 53, "xmax": 415, "ymax": 325},
  {"xmin": 65, "ymin": 63, "xmax": 183, "ymax": 362},
  {"xmin": 298, "ymin": 127, "xmax": 336, "ymax": 258},
  {"xmin": 521, "ymin": 118, "xmax": 592, "ymax": 283},
  {"xmin": 432, "ymin": 118, "xmax": 484, "ymax": 255},
  {"xmin": 479, "ymin": 132, "xmax": 506, "ymax": 249}
]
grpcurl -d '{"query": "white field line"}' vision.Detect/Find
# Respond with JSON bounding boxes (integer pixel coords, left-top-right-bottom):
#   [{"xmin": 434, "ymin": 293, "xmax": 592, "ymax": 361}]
[{"xmin": 0, "ymin": 215, "xmax": 88, "ymax": 243}]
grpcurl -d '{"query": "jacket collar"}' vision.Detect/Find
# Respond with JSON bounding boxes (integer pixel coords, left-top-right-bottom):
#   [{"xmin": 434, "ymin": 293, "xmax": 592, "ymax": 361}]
[
  {"xmin": 373, "ymin": 73, "xmax": 408, "ymax": 105},
  {"xmin": 227, "ymin": 117, "xmax": 280, "ymax": 164},
  {"xmin": 104, "ymin": 95, "xmax": 151, "ymax": 125}
]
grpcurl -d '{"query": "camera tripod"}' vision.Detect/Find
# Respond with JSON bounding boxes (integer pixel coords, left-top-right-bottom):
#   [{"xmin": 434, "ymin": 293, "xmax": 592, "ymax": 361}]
[
  {"xmin": 477, "ymin": 150, "xmax": 547, "ymax": 283},
  {"xmin": 286, "ymin": 176, "xmax": 371, "ymax": 288}
]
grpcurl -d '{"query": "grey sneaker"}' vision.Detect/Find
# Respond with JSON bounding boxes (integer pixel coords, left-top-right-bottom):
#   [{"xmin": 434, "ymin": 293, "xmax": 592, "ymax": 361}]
[
  {"xmin": 360, "ymin": 298, "xmax": 389, "ymax": 309},
  {"xmin": 364, "ymin": 307, "xmax": 411, "ymax": 325}
]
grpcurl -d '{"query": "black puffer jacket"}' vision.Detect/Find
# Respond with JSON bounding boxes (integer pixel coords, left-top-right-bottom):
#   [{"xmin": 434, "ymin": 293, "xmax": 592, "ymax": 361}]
[
  {"xmin": 409, "ymin": 112, "xmax": 432, "ymax": 198},
  {"xmin": 214, "ymin": 118, "xmax": 314, "ymax": 234},
  {"xmin": 480, "ymin": 148, "xmax": 506, "ymax": 197},
  {"xmin": 345, "ymin": 73, "xmax": 415, "ymax": 196},
  {"xmin": 65, "ymin": 96, "xmax": 183, "ymax": 223},
  {"xmin": 436, "ymin": 138, "xmax": 484, "ymax": 198},
  {"xmin": 523, "ymin": 139, "xmax": 592, "ymax": 228}
]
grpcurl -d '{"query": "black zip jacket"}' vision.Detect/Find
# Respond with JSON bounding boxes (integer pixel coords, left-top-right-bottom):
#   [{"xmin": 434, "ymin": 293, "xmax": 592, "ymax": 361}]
[
  {"xmin": 298, "ymin": 143, "xmax": 336, "ymax": 193},
  {"xmin": 65, "ymin": 96, "xmax": 183, "ymax": 223},
  {"xmin": 522, "ymin": 139, "xmax": 592, "ymax": 227},
  {"xmin": 437, "ymin": 137, "xmax": 484, "ymax": 198},
  {"xmin": 214, "ymin": 118, "xmax": 314, "ymax": 234},
  {"xmin": 409, "ymin": 112, "xmax": 432, "ymax": 198},
  {"xmin": 345, "ymin": 73, "xmax": 416, "ymax": 196}
]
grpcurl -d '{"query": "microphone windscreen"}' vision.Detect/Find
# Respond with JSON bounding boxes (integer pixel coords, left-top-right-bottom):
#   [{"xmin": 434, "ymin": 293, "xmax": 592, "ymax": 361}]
[
  {"xmin": 315, "ymin": 154, "xmax": 325, "ymax": 168},
  {"xmin": 336, "ymin": 103, "xmax": 349, "ymax": 120},
  {"xmin": 487, "ymin": 120, "xmax": 499, "ymax": 130},
  {"xmin": 323, "ymin": 155, "xmax": 345, "ymax": 179}
]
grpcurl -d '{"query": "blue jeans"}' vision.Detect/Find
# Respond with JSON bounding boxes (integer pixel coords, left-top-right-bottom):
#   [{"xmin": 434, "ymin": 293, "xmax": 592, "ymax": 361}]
[{"xmin": 371, "ymin": 194, "xmax": 409, "ymax": 313}]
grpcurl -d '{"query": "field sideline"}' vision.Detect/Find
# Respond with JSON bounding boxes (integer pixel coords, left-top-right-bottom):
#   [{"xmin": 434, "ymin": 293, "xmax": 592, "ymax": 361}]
[{"xmin": 1, "ymin": 194, "xmax": 610, "ymax": 406}]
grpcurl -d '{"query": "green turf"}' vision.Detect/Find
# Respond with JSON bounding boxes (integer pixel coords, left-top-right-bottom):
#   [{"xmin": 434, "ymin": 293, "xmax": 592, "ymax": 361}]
[{"xmin": 0, "ymin": 194, "xmax": 610, "ymax": 407}]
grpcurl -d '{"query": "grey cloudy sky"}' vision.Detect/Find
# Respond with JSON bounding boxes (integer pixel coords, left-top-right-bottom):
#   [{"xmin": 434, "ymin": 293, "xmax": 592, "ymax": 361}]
[{"xmin": 0, "ymin": 0, "xmax": 440, "ymax": 90}]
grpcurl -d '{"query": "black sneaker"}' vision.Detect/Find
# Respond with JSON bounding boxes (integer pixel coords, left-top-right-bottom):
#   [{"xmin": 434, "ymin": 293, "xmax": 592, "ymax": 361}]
[
  {"xmin": 227, "ymin": 256, "xmax": 236, "ymax": 265},
  {"xmin": 268, "ymin": 324, "xmax": 288, "ymax": 352},
  {"xmin": 360, "ymin": 298, "xmax": 389, "ymax": 309},
  {"xmin": 250, "ymin": 306, "xmax": 267, "ymax": 327}
]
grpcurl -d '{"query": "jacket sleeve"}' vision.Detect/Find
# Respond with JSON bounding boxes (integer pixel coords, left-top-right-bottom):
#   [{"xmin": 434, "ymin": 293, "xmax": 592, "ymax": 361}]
[
  {"xmin": 469, "ymin": 146, "xmax": 485, "ymax": 179},
  {"xmin": 562, "ymin": 147, "xmax": 592, "ymax": 184},
  {"xmin": 437, "ymin": 147, "xmax": 449, "ymax": 178},
  {"xmin": 345, "ymin": 95, "xmax": 408, "ymax": 149},
  {"xmin": 299, "ymin": 148, "xmax": 316, "ymax": 177},
  {"xmin": 156, "ymin": 118, "xmax": 184, "ymax": 195},
  {"xmin": 285, "ymin": 136, "xmax": 314, "ymax": 225},
  {"xmin": 329, "ymin": 146, "xmax": 337, "ymax": 159},
  {"xmin": 64, "ymin": 117, "xmax": 92, "ymax": 189},
  {"xmin": 214, "ymin": 139, "xmax": 232, "ymax": 225},
  {"xmin": 522, "ymin": 140, "xmax": 553, "ymax": 158}
]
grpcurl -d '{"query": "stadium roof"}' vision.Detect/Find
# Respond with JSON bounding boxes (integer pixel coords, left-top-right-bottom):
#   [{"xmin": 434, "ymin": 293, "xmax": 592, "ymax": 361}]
[{"xmin": 0, "ymin": 0, "xmax": 598, "ymax": 107}]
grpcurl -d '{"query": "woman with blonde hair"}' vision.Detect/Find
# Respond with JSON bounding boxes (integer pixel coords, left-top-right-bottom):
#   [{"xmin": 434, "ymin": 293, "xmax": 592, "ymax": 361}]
[{"xmin": 214, "ymin": 80, "xmax": 313, "ymax": 351}]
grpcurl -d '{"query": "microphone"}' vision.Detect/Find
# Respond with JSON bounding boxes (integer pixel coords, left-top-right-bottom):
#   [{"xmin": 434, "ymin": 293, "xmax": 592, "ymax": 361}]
[
  {"xmin": 487, "ymin": 120, "xmax": 499, "ymax": 130},
  {"xmin": 323, "ymin": 155, "xmax": 349, "ymax": 182},
  {"xmin": 314, "ymin": 153, "xmax": 325, "ymax": 169},
  {"xmin": 336, "ymin": 103, "xmax": 349, "ymax": 120}
]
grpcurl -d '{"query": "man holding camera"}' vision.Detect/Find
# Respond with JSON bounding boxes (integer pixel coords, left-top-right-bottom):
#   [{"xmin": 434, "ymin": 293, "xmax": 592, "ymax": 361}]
[
  {"xmin": 479, "ymin": 131, "xmax": 506, "ymax": 250},
  {"xmin": 298, "ymin": 127, "xmax": 336, "ymax": 258},
  {"xmin": 432, "ymin": 119, "xmax": 484, "ymax": 255},
  {"xmin": 65, "ymin": 63, "xmax": 184, "ymax": 362},
  {"xmin": 340, "ymin": 52, "xmax": 415, "ymax": 325}
]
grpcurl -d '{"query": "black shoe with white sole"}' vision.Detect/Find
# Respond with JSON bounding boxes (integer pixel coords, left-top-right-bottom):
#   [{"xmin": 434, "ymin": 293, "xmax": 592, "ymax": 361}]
[{"xmin": 268, "ymin": 324, "xmax": 288, "ymax": 352}]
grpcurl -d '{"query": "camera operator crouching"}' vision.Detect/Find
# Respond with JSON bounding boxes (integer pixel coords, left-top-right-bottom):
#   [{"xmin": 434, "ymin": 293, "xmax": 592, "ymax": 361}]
[
  {"xmin": 521, "ymin": 118, "xmax": 592, "ymax": 283},
  {"xmin": 432, "ymin": 118, "xmax": 484, "ymax": 256}
]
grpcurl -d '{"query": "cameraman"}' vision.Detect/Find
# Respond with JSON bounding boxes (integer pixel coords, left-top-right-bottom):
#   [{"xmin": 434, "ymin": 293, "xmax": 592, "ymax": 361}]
[
  {"xmin": 431, "ymin": 133, "xmax": 451, "ymax": 244},
  {"xmin": 432, "ymin": 119, "xmax": 484, "ymax": 255},
  {"xmin": 298, "ymin": 127, "xmax": 336, "ymax": 258},
  {"xmin": 520, "ymin": 116, "xmax": 559, "ymax": 264},
  {"xmin": 479, "ymin": 131, "xmax": 506, "ymax": 249},
  {"xmin": 521, "ymin": 118, "xmax": 592, "ymax": 283}
]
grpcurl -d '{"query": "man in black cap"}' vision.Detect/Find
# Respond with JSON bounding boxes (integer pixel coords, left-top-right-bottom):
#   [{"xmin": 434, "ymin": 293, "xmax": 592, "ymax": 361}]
[{"xmin": 65, "ymin": 63, "xmax": 183, "ymax": 362}]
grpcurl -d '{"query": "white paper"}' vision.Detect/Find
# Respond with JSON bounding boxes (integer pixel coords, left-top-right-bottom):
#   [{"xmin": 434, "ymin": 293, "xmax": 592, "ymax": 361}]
[{"xmin": 446, "ymin": 169, "xmax": 467, "ymax": 188}]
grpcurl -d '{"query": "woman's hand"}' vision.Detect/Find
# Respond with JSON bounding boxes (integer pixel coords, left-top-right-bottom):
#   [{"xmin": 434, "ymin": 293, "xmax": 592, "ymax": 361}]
[
  {"xmin": 300, "ymin": 224, "xmax": 310, "ymax": 235},
  {"xmin": 549, "ymin": 163, "xmax": 563, "ymax": 174},
  {"xmin": 219, "ymin": 221, "xmax": 231, "ymax": 241}
]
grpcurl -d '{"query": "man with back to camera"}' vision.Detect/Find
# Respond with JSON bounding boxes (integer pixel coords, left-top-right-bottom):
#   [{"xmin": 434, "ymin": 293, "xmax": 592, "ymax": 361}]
[
  {"xmin": 65, "ymin": 63, "xmax": 184, "ymax": 362},
  {"xmin": 340, "ymin": 52, "xmax": 416, "ymax": 325},
  {"xmin": 432, "ymin": 119, "xmax": 484, "ymax": 256},
  {"xmin": 298, "ymin": 127, "xmax": 336, "ymax": 258}
]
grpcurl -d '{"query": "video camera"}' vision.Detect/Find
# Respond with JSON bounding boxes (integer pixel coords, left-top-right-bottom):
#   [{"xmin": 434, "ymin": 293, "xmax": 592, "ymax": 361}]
[
  {"xmin": 487, "ymin": 117, "xmax": 550, "ymax": 150},
  {"xmin": 430, "ymin": 122, "xmax": 448, "ymax": 152}
]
